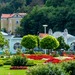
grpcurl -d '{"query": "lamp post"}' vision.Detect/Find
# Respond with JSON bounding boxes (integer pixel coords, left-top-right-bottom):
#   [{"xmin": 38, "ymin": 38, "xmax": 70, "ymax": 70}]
[
  {"xmin": 43, "ymin": 25, "xmax": 48, "ymax": 54},
  {"xmin": 43, "ymin": 25, "xmax": 48, "ymax": 34}
]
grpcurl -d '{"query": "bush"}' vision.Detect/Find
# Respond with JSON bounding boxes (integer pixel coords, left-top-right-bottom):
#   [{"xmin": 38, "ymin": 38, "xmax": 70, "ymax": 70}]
[
  {"xmin": 0, "ymin": 55, "xmax": 4, "ymax": 58},
  {"xmin": 26, "ymin": 60, "xmax": 35, "ymax": 66},
  {"xmin": 25, "ymin": 50, "xmax": 35, "ymax": 54},
  {"xmin": 0, "ymin": 60, "xmax": 4, "ymax": 66},
  {"xmin": 34, "ymin": 51, "xmax": 43, "ymax": 54},
  {"xmin": 11, "ymin": 56, "xmax": 27, "ymax": 66},
  {"xmin": 4, "ymin": 60, "xmax": 11, "ymax": 65},
  {"xmin": 61, "ymin": 60, "xmax": 75, "ymax": 75},
  {"xmin": 51, "ymin": 51, "xmax": 60, "ymax": 57},
  {"xmin": 26, "ymin": 64, "xmax": 69, "ymax": 75}
]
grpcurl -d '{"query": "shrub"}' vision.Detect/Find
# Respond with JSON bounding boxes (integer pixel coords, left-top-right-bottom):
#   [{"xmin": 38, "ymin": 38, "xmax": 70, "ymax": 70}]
[
  {"xmin": 0, "ymin": 60, "xmax": 4, "ymax": 66},
  {"xmin": 26, "ymin": 60, "xmax": 35, "ymax": 66},
  {"xmin": 26, "ymin": 64, "xmax": 69, "ymax": 75},
  {"xmin": 0, "ymin": 55, "xmax": 4, "ymax": 58},
  {"xmin": 25, "ymin": 50, "xmax": 35, "ymax": 54},
  {"xmin": 4, "ymin": 60, "xmax": 11, "ymax": 65},
  {"xmin": 11, "ymin": 56, "xmax": 27, "ymax": 66},
  {"xmin": 61, "ymin": 60, "xmax": 75, "ymax": 75}
]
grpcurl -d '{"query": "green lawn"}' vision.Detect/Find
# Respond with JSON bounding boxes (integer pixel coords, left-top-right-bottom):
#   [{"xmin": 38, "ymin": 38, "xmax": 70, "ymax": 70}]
[
  {"xmin": 0, "ymin": 60, "xmax": 45, "ymax": 75},
  {"xmin": 0, "ymin": 65, "xmax": 27, "ymax": 75}
]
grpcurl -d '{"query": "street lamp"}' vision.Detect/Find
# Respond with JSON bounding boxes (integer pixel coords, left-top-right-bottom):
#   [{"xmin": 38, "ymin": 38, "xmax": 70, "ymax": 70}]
[{"xmin": 43, "ymin": 25, "xmax": 48, "ymax": 34}]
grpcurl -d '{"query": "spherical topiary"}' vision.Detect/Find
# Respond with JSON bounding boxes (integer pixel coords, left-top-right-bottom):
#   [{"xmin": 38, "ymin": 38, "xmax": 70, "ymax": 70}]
[{"xmin": 40, "ymin": 35, "xmax": 59, "ymax": 49}]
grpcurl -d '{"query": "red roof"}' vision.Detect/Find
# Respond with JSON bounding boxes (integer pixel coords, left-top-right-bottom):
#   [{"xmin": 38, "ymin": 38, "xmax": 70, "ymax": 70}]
[
  {"xmin": 39, "ymin": 33, "xmax": 48, "ymax": 38},
  {"xmin": 1, "ymin": 13, "xmax": 26, "ymax": 18}
]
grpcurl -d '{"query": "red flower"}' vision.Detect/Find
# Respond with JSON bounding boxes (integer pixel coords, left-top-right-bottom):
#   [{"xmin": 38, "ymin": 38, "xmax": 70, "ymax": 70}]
[
  {"xmin": 45, "ymin": 58, "xmax": 61, "ymax": 63},
  {"xmin": 27, "ymin": 54, "xmax": 54, "ymax": 60}
]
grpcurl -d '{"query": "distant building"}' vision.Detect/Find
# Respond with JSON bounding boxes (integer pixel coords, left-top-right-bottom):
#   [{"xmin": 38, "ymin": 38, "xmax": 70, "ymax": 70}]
[
  {"xmin": 0, "ymin": 29, "xmax": 75, "ymax": 54},
  {"xmin": 1, "ymin": 13, "xmax": 27, "ymax": 34},
  {"xmin": 39, "ymin": 29, "xmax": 75, "ymax": 51}
]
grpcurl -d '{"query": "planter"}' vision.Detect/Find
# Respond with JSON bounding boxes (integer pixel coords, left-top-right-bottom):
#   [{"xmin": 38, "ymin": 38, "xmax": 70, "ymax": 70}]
[{"xmin": 10, "ymin": 66, "xmax": 27, "ymax": 70}]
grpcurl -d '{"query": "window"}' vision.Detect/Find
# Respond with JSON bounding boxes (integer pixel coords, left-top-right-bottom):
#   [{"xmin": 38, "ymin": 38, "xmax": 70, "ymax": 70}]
[
  {"xmin": 13, "ymin": 43, "xmax": 22, "ymax": 50},
  {"xmin": 16, "ymin": 15, "xmax": 18, "ymax": 17},
  {"xmin": 16, "ymin": 20, "xmax": 19, "ymax": 24}
]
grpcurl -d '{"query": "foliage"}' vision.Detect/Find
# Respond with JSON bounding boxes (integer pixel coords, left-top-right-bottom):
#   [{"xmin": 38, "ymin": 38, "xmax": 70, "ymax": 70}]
[
  {"xmin": 26, "ymin": 64, "xmax": 69, "ymax": 75},
  {"xmin": 11, "ymin": 56, "xmax": 27, "ymax": 66},
  {"xmin": 0, "ymin": 32, "xmax": 8, "ymax": 48},
  {"xmin": 26, "ymin": 60, "xmax": 35, "ymax": 66},
  {"xmin": 0, "ymin": 60, "xmax": 4, "ymax": 66},
  {"xmin": 4, "ymin": 60, "xmax": 11, "ymax": 65},
  {"xmin": 57, "ymin": 36, "xmax": 70, "ymax": 50},
  {"xmin": 15, "ymin": 26, "xmax": 24, "ymax": 37},
  {"xmin": 40, "ymin": 35, "xmax": 59, "ymax": 49},
  {"xmin": 65, "ymin": 44, "xmax": 70, "ymax": 50},
  {"xmin": 16, "ymin": 48, "xmax": 22, "ymax": 55},
  {"xmin": 21, "ymin": 35, "xmax": 37, "ymax": 49},
  {"xmin": 45, "ymin": 0, "xmax": 64, "ymax": 7},
  {"xmin": 4, "ymin": 49, "xmax": 10, "ymax": 56},
  {"xmin": 25, "ymin": 49, "xmax": 35, "ymax": 54},
  {"xmin": 61, "ymin": 60, "xmax": 75, "ymax": 75},
  {"xmin": 0, "ymin": 0, "xmax": 75, "ymax": 36}
]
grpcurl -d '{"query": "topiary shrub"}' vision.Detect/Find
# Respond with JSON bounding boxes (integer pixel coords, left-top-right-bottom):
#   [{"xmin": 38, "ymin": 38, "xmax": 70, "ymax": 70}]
[
  {"xmin": 40, "ymin": 35, "xmax": 59, "ymax": 54},
  {"xmin": 11, "ymin": 56, "xmax": 27, "ymax": 66}
]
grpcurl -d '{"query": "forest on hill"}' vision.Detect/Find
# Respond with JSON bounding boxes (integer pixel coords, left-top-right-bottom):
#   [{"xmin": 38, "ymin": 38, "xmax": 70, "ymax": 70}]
[
  {"xmin": 0, "ymin": 0, "xmax": 46, "ymax": 15},
  {"xmin": 0, "ymin": 0, "xmax": 75, "ymax": 36}
]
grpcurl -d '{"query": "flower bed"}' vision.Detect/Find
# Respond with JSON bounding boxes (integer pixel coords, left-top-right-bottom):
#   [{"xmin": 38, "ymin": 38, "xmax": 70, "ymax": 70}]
[
  {"xmin": 26, "ymin": 54, "xmax": 54, "ymax": 60},
  {"xmin": 44, "ymin": 58, "xmax": 61, "ymax": 63},
  {"xmin": 10, "ymin": 66, "xmax": 27, "ymax": 70}
]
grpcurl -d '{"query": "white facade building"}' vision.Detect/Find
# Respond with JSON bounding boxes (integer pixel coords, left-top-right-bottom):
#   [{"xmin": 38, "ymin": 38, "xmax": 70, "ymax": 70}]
[
  {"xmin": 1, "ymin": 29, "xmax": 75, "ymax": 54},
  {"xmin": 49, "ymin": 29, "xmax": 75, "ymax": 51}
]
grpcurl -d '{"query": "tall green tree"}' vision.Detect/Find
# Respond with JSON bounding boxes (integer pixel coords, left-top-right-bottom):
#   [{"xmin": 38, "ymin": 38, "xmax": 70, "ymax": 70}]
[
  {"xmin": 0, "ymin": 32, "xmax": 8, "ymax": 48},
  {"xmin": 21, "ymin": 6, "xmax": 55, "ymax": 35},
  {"xmin": 45, "ymin": 0, "xmax": 64, "ymax": 7},
  {"xmin": 56, "ymin": 36, "xmax": 70, "ymax": 50},
  {"xmin": 10, "ymin": 0, "xmax": 26, "ymax": 12}
]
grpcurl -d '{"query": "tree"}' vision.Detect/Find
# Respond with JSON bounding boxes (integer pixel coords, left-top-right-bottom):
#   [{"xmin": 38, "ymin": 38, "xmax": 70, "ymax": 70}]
[
  {"xmin": 0, "ymin": 32, "xmax": 9, "ymax": 49},
  {"xmin": 40, "ymin": 35, "xmax": 59, "ymax": 54},
  {"xmin": 15, "ymin": 26, "xmax": 24, "ymax": 37},
  {"xmin": 56, "ymin": 36, "xmax": 70, "ymax": 50},
  {"xmin": 45, "ymin": 0, "xmax": 64, "ymax": 7},
  {"xmin": 21, "ymin": 35, "xmax": 37, "ymax": 50},
  {"xmin": 21, "ymin": 6, "xmax": 55, "ymax": 35},
  {"xmin": 10, "ymin": 0, "xmax": 26, "ymax": 9},
  {"xmin": 26, "ymin": 0, "xmax": 32, "ymax": 5}
]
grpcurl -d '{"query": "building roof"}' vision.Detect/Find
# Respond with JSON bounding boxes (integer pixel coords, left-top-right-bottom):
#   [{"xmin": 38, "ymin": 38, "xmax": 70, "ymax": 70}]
[
  {"xmin": 1, "ymin": 13, "xmax": 27, "ymax": 18},
  {"xmin": 1, "ymin": 32, "xmax": 8, "ymax": 35},
  {"xmin": 39, "ymin": 33, "xmax": 48, "ymax": 38}
]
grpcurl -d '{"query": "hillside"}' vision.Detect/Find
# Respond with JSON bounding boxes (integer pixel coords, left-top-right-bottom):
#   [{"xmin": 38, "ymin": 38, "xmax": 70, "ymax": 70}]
[{"xmin": 0, "ymin": 0, "xmax": 46, "ymax": 16}]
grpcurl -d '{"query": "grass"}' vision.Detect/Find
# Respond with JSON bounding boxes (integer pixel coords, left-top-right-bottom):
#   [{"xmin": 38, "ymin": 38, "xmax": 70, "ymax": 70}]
[
  {"xmin": 0, "ymin": 65, "xmax": 27, "ymax": 75},
  {"xmin": 0, "ymin": 60, "xmax": 45, "ymax": 75},
  {"xmin": 32, "ymin": 60, "xmax": 45, "ymax": 64}
]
